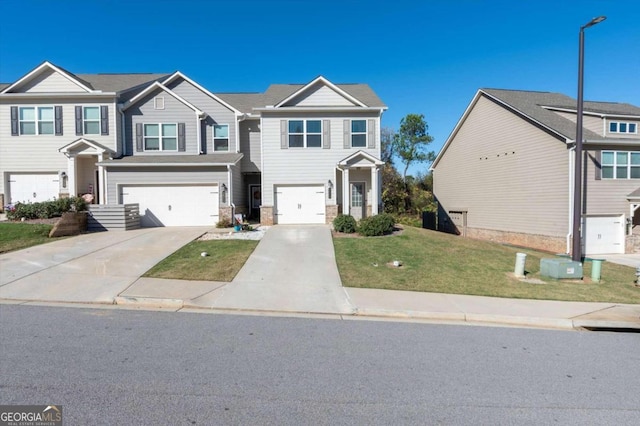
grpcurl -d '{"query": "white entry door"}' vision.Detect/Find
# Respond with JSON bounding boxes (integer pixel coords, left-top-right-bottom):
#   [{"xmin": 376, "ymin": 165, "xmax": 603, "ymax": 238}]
[
  {"xmin": 275, "ymin": 185, "xmax": 325, "ymax": 224},
  {"xmin": 121, "ymin": 185, "xmax": 219, "ymax": 227},
  {"xmin": 583, "ymin": 215, "xmax": 625, "ymax": 254},
  {"xmin": 9, "ymin": 173, "xmax": 59, "ymax": 204},
  {"xmin": 350, "ymin": 182, "xmax": 366, "ymax": 220}
]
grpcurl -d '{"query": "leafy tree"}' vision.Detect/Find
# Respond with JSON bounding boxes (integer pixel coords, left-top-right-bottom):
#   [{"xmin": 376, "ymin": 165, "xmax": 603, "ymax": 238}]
[
  {"xmin": 380, "ymin": 127, "xmax": 395, "ymax": 164},
  {"xmin": 392, "ymin": 114, "xmax": 435, "ymax": 182}
]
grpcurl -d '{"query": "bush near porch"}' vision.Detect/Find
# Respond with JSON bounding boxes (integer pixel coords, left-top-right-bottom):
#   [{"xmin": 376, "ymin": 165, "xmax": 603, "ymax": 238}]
[{"xmin": 5, "ymin": 197, "xmax": 87, "ymax": 220}]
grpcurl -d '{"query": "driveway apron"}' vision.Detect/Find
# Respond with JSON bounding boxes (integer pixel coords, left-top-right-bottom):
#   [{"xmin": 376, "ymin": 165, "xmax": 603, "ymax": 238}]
[
  {"xmin": 0, "ymin": 227, "xmax": 209, "ymax": 303},
  {"xmin": 191, "ymin": 225, "xmax": 355, "ymax": 314}
]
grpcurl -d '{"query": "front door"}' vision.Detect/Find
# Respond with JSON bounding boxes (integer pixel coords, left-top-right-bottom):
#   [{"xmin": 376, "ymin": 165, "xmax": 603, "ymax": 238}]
[
  {"xmin": 350, "ymin": 182, "xmax": 365, "ymax": 220},
  {"xmin": 249, "ymin": 184, "xmax": 261, "ymax": 220}
]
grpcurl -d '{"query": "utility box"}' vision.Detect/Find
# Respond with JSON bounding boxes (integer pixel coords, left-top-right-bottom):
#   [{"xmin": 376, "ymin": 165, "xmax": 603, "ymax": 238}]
[{"xmin": 540, "ymin": 258, "xmax": 583, "ymax": 279}]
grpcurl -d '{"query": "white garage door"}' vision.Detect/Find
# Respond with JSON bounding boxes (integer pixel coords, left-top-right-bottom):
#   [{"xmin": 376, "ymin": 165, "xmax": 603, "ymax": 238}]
[
  {"xmin": 275, "ymin": 185, "xmax": 325, "ymax": 224},
  {"xmin": 583, "ymin": 215, "xmax": 625, "ymax": 255},
  {"xmin": 121, "ymin": 185, "xmax": 219, "ymax": 227},
  {"xmin": 9, "ymin": 173, "xmax": 59, "ymax": 204}
]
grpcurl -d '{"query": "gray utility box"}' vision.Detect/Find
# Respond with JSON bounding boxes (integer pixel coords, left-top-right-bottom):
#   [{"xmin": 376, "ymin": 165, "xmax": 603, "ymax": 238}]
[{"xmin": 540, "ymin": 258, "xmax": 583, "ymax": 279}]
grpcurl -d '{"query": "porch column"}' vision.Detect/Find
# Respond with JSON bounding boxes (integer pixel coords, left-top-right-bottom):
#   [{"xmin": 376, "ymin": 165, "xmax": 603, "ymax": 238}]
[
  {"xmin": 342, "ymin": 168, "xmax": 350, "ymax": 216},
  {"xmin": 371, "ymin": 166, "xmax": 379, "ymax": 215},
  {"xmin": 68, "ymin": 154, "xmax": 77, "ymax": 197},
  {"xmin": 98, "ymin": 153, "xmax": 106, "ymax": 204}
]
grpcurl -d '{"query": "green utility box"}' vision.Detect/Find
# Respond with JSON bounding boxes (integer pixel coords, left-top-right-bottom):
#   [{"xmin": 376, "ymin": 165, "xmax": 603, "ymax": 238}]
[{"xmin": 540, "ymin": 258, "xmax": 583, "ymax": 279}]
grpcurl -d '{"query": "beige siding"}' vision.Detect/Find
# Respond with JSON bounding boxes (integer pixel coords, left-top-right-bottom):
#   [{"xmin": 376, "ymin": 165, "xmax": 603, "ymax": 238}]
[
  {"xmin": 433, "ymin": 95, "xmax": 570, "ymax": 237},
  {"xmin": 20, "ymin": 68, "xmax": 87, "ymax": 93},
  {"xmin": 239, "ymin": 119, "xmax": 261, "ymax": 173},
  {"xmin": 288, "ymin": 85, "xmax": 356, "ymax": 107},
  {"xmin": 604, "ymin": 118, "xmax": 640, "ymax": 139},
  {"xmin": 584, "ymin": 149, "xmax": 639, "ymax": 215},
  {"xmin": 0, "ymin": 99, "xmax": 117, "ymax": 196},
  {"xmin": 105, "ymin": 166, "xmax": 228, "ymax": 204},
  {"xmin": 261, "ymin": 111, "xmax": 380, "ymax": 207},
  {"xmin": 553, "ymin": 110, "xmax": 603, "ymax": 136},
  {"xmin": 125, "ymin": 89, "xmax": 198, "ymax": 155},
  {"xmin": 166, "ymin": 79, "xmax": 238, "ymax": 153}
]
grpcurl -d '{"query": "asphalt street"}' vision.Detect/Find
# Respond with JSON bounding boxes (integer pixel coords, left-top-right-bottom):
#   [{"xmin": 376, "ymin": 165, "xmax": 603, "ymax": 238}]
[{"xmin": 0, "ymin": 305, "xmax": 638, "ymax": 425}]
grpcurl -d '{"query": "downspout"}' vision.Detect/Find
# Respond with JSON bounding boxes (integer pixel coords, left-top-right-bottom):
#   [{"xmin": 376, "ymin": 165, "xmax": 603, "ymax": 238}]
[
  {"xmin": 567, "ymin": 143, "xmax": 575, "ymax": 254},
  {"xmin": 117, "ymin": 104, "xmax": 125, "ymax": 156},
  {"xmin": 227, "ymin": 164, "xmax": 235, "ymax": 221}
]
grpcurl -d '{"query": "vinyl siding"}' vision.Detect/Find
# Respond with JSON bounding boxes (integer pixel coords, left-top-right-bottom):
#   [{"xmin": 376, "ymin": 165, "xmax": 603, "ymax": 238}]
[
  {"xmin": 553, "ymin": 111, "xmax": 603, "ymax": 136},
  {"xmin": 105, "ymin": 166, "xmax": 229, "ymax": 204},
  {"xmin": 165, "ymin": 79, "xmax": 238, "ymax": 153},
  {"xmin": 0, "ymin": 99, "xmax": 117, "ymax": 195},
  {"xmin": 605, "ymin": 118, "xmax": 640, "ymax": 139},
  {"xmin": 584, "ymin": 149, "xmax": 640, "ymax": 216},
  {"xmin": 260, "ymin": 111, "xmax": 380, "ymax": 207},
  {"xmin": 239, "ymin": 119, "xmax": 261, "ymax": 172},
  {"xmin": 19, "ymin": 68, "xmax": 87, "ymax": 93},
  {"xmin": 124, "ymin": 89, "xmax": 198, "ymax": 155},
  {"xmin": 287, "ymin": 85, "xmax": 356, "ymax": 107},
  {"xmin": 231, "ymin": 165, "xmax": 244, "ymax": 207},
  {"xmin": 433, "ymin": 95, "xmax": 570, "ymax": 237}
]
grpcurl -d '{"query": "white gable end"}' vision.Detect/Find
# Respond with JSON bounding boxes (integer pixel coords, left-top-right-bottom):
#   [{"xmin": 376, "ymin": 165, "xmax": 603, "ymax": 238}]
[
  {"xmin": 286, "ymin": 84, "xmax": 356, "ymax": 107},
  {"xmin": 16, "ymin": 68, "xmax": 89, "ymax": 93}
]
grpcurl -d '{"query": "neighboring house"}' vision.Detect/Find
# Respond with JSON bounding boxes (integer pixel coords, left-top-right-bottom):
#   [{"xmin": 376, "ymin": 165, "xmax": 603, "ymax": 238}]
[
  {"xmin": 431, "ymin": 88, "xmax": 640, "ymax": 255},
  {"xmin": 0, "ymin": 61, "xmax": 387, "ymax": 227}
]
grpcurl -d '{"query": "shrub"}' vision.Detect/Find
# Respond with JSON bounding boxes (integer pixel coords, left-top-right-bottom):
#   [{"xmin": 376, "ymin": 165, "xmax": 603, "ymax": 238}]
[
  {"xmin": 333, "ymin": 214, "xmax": 357, "ymax": 233},
  {"xmin": 6, "ymin": 197, "xmax": 87, "ymax": 220},
  {"xmin": 216, "ymin": 218, "xmax": 232, "ymax": 228},
  {"xmin": 358, "ymin": 213, "xmax": 396, "ymax": 237}
]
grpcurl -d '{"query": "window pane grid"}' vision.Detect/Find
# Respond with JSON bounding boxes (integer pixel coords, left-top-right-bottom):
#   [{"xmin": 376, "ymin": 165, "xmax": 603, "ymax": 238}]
[
  {"xmin": 144, "ymin": 123, "xmax": 177, "ymax": 151},
  {"xmin": 288, "ymin": 120, "xmax": 322, "ymax": 148},
  {"xmin": 19, "ymin": 107, "xmax": 54, "ymax": 135},
  {"xmin": 83, "ymin": 107, "xmax": 100, "ymax": 135},
  {"xmin": 214, "ymin": 124, "xmax": 229, "ymax": 152},
  {"xmin": 351, "ymin": 120, "xmax": 366, "ymax": 147},
  {"xmin": 602, "ymin": 150, "xmax": 640, "ymax": 179}
]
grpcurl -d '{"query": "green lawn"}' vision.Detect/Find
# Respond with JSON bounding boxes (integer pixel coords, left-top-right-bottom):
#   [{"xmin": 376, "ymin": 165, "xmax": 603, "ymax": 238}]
[
  {"xmin": 0, "ymin": 222, "xmax": 55, "ymax": 253},
  {"xmin": 333, "ymin": 226, "xmax": 640, "ymax": 304},
  {"xmin": 144, "ymin": 239, "xmax": 258, "ymax": 282}
]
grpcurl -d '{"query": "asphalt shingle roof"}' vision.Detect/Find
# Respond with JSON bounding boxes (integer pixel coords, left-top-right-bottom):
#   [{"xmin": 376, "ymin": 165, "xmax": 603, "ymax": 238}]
[
  {"xmin": 75, "ymin": 73, "xmax": 170, "ymax": 94},
  {"xmin": 100, "ymin": 153, "xmax": 243, "ymax": 165},
  {"xmin": 481, "ymin": 89, "xmax": 640, "ymax": 141}
]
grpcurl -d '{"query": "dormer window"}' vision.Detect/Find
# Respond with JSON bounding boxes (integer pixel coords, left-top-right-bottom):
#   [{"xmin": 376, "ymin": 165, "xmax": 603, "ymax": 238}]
[{"xmin": 609, "ymin": 121, "xmax": 638, "ymax": 134}]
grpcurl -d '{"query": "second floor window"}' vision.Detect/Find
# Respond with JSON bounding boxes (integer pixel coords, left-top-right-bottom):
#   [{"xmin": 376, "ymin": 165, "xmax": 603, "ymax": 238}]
[
  {"xmin": 214, "ymin": 124, "xmax": 229, "ymax": 151},
  {"xmin": 288, "ymin": 120, "xmax": 322, "ymax": 148},
  {"xmin": 19, "ymin": 107, "xmax": 54, "ymax": 135},
  {"xmin": 602, "ymin": 151, "xmax": 640, "ymax": 179},
  {"xmin": 351, "ymin": 120, "xmax": 367, "ymax": 147},
  {"xmin": 83, "ymin": 107, "xmax": 100, "ymax": 134},
  {"xmin": 609, "ymin": 121, "xmax": 638, "ymax": 134},
  {"xmin": 144, "ymin": 123, "xmax": 177, "ymax": 151}
]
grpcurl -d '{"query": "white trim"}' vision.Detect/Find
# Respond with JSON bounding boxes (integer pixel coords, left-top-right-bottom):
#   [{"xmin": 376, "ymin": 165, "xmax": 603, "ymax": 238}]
[
  {"xmin": 350, "ymin": 119, "xmax": 367, "ymax": 148},
  {"xmin": 82, "ymin": 106, "xmax": 101, "ymax": 135},
  {"xmin": 253, "ymin": 106, "xmax": 384, "ymax": 113},
  {"xmin": 59, "ymin": 138, "xmax": 114, "ymax": 155},
  {"xmin": 213, "ymin": 123, "xmax": 231, "ymax": 152},
  {"xmin": 541, "ymin": 105, "xmax": 640, "ymax": 120},
  {"xmin": 154, "ymin": 96, "xmax": 165, "ymax": 110},
  {"xmin": 122, "ymin": 81, "xmax": 204, "ymax": 115},
  {"xmin": 161, "ymin": 71, "xmax": 242, "ymax": 114},
  {"xmin": 17, "ymin": 106, "xmax": 54, "ymax": 135},
  {"xmin": 100, "ymin": 162, "xmax": 238, "ymax": 167},
  {"xmin": 1, "ymin": 61, "xmax": 95, "ymax": 94},
  {"xmin": 274, "ymin": 76, "xmax": 367, "ymax": 108},
  {"xmin": 338, "ymin": 150, "xmax": 384, "ymax": 166},
  {"xmin": 142, "ymin": 123, "xmax": 179, "ymax": 152},
  {"xmin": 286, "ymin": 119, "xmax": 323, "ymax": 149}
]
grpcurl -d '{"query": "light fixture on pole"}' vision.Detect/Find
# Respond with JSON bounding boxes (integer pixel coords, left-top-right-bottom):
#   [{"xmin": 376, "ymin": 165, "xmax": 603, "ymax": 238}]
[{"xmin": 572, "ymin": 15, "xmax": 606, "ymax": 262}]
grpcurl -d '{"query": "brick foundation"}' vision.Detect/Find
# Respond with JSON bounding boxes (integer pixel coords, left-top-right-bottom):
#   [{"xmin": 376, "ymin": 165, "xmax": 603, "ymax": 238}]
[
  {"xmin": 326, "ymin": 205, "xmax": 338, "ymax": 224},
  {"xmin": 261, "ymin": 206, "xmax": 274, "ymax": 225},
  {"xmin": 465, "ymin": 227, "xmax": 567, "ymax": 254},
  {"xmin": 219, "ymin": 206, "xmax": 232, "ymax": 225},
  {"xmin": 49, "ymin": 212, "xmax": 88, "ymax": 238},
  {"xmin": 0, "ymin": 194, "xmax": 4, "ymax": 212},
  {"xmin": 626, "ymin": 234, "xmax": 640, "ymax": 254}
]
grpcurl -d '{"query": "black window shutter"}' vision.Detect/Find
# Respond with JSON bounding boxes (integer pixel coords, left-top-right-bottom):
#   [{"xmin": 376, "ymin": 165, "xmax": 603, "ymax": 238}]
[
  {"xmin": 136, "ymin": 123, "xmax": 143, "ymax": 152},
  {"xmin": 594, "ymin": 150, "xmax": 602, "ymax": 180},
  {"xmin": 75, "ymin": 106, "xmax": 83, "ymax": 135},
  {"xmin": 10, "ymin": 106, "xmax": 19, "ymax": 136},
  {"xmin": 100, "ymin": 105, "xmax": 109, "ymax": 135},
  {"xmin": 54, "ymin": 106, "xmax": 63, "ymax": 136},
  {"xmin": 178, "ymin": 123, "xmax": 186, "ymax": 152}
]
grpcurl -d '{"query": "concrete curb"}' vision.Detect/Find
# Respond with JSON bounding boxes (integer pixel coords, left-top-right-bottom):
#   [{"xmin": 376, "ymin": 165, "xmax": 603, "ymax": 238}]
[{"xmin": 113, "ymin": 296, "xmax": 184, "ymax": 309}]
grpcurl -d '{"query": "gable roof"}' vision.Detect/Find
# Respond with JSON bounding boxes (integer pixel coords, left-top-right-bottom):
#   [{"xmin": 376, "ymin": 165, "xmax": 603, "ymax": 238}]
[
  {"xmin": 263, "ymin": 81, "xmax": 386, "ymax": 108},
  {"xmin": 122, "ymin": 81, "xmax": 204, "ymax": 115},
  {"xmin": 1, "ymin": 60, "xmax": 95, "ymax": 94},
  {"xmin": 432, "ymin": 88, "xmax": 640, "ymax": 170},
  {"xmin": 274, "ymin": 76, "xmax": 366, "ymax": 107},
  {"xmin": 214, "ymin": 93, "xmax": 265, "ymax": 115},
  {"xmin": 75, "ymin": 73, "xmax": 169, "ymax": 94},
  {"xmin": 162, "ymin": 71, "xmax": 242, "ymax": 114}
]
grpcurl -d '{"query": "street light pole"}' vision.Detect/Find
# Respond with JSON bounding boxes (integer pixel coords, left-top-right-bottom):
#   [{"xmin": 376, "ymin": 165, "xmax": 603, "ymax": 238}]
[{"xmin": 572, "ymin": 16, "xmax": 606, "ymax": 263}]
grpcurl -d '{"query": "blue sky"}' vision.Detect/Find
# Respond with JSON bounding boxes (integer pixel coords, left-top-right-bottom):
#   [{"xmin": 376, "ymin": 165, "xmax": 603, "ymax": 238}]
[{"xmin": 1, "ymin": 0, "xmax": 638, "ymax": 176}]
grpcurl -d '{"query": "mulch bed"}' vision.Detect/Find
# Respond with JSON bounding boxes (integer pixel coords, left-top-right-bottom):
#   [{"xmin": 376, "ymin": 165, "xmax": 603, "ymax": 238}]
[
  {"xmin": 332, "ymin": 225, "xmax": 405, "ymax": 238},
  {"xmin": 3, "ymin": 217, "xmax": 60, "ymax": 225}
]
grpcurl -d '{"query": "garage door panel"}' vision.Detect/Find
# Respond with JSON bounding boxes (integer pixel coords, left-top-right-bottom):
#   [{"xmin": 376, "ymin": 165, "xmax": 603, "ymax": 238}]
[
  {"xmin": 275, "ymin": 185, "xmax": 325, "ymax": 225},
  {"xmin": 583, "ymin": 216, "xmax": 625, "ymax": 255},
  {"xmin": 121, "ymin": 185, "xmax": 219, "ymax": 227},
  {"xmin": 9, "ymin": 174, "xmax": 59, "ymax": 204}
]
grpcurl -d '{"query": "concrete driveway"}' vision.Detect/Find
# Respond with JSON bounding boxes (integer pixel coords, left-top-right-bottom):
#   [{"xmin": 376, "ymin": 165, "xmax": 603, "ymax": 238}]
[
  {"xmin": 0, "ymin": 227, "xmax": 210, "ymax": 303},
  {"xmin": 188, "ymin": 225, "xmax": 355, "ymax": 314}
]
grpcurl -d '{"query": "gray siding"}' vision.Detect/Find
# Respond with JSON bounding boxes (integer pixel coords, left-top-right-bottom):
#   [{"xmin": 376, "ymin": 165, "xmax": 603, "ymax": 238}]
[
  {"xmin": 261, "ymin": 111, "xmax": 380, "ymax": 207},
  {"xmin": 124, "ymin": 88, "xmax": 198, "ymax": 155},
  {"xmin": 105, "ymin": 166, "xmax": 229, "ymax": 205},
  {"xmin": 287, "ymin": 85, "xmax": 356, "ymax": 107},
  {"xmin": 166, "ymin": 79, "xmax": 238, "ymax": 153},
  {"xmin": 231, "ymin": 165, "xmax": 244, "ymax": 207},
  {"xmin": 584, "ymin": 149, "xmax": 640, "ymax": 216},
  {"xmin": 433, "ymin": 95, "xmax": 570, "ymax": 237},
  {"xmin": 20, "ymin": 68, "xmax": 86, "ymax": 93},
  {"xmin": 239, "ymin": 119, "xmax": 261, "ymax": 172}
]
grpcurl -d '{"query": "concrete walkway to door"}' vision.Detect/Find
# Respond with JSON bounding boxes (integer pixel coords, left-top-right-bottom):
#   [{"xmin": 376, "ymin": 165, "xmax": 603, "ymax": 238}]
[{"xmin": 189, "ymin": 225, "xmax": 355, "ymax": 314}]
